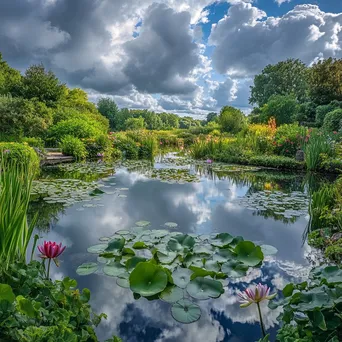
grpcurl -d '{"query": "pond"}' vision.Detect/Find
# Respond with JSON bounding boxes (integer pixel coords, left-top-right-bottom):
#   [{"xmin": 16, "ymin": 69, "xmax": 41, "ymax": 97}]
[{"xmin": 29, "ymin": 154, "xmax": 324, "ymax": 342}]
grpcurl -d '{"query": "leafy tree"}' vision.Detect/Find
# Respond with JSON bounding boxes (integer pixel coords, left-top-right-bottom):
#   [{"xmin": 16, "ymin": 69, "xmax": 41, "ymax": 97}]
[
  {"xmin": 206, "ymin": 112, "xmax": 218, "ymax": 124},
  {"xmin": 124, "ymin": 117, "xmax": 146, "ymax": 130},
  {"xmin": 260, "ymin": 94, "xmax": 298, "ymax": 125},
  {"xmin": 60, "ymin": 88, "xmax": 98, "ymax": 113},
  {"xmin": 295, "ymin": 101, "xmax": 317, "ymax": 124},
  {"xmin": 323, "ymin": 109, "xmax": 342, "ymax": 132},
  {"xmin": 179, "ymin": 116, "xmax": 201, "ymax": 129},
  {"xmin": 16, "ymin": 64, "xmax": 65, "ymax": 107},
  {"xmin": 315, "ymin": 101, "xmax": 342, "ymax": 127},
  {"xmin": 250, "ymin": 59, "xmax": 309, "ymax": 107},
  {"xmin": 0, "ymin": 53, "xmax": 22, "ymax": 95},
  {"xmin": 309, "ymin": 58, "xmax": 342, "ymax": 105},
  {"xmin": 0, "ymin": 96, "xmax": 53, "ymax": 138},
  {"xmin": 219, "ymin": 106, "xmax": 247, "ymax": 133},
  {"xmin": 158, "ymin": 113, "xmax": 179, "ymax": 129},
  {"xmin": 97, "ymin": 97, "xmax": 120, "ymax": 131}
]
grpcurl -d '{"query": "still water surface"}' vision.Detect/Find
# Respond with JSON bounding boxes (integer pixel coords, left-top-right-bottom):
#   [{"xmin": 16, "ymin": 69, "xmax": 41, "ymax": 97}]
[{"xmin": 31, "ymin": 156, "xmax": 317, "ymax": 342}]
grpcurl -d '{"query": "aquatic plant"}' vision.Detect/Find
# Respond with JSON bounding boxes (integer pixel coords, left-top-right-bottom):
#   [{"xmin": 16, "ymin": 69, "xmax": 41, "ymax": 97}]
[
  {"xmin": 76, "ymin": 225, "xmax": 276, "ymax": 324},
  {"xmin": 37, "ymin": 241, "xmax": 66, "ymax": 279},
  {"xmin": 238, "ymin": 283, "xmax": 276, "ymax": 337},
  {"xmin": 0, "ymin": 160, "xmax": 36, "ymax": 269}
]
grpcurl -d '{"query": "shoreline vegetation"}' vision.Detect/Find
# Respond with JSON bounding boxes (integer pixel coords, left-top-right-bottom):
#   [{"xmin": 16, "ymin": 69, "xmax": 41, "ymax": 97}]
[{"xmin": 1, "ymin": 55, "xmax": 342, "ymax": 340}]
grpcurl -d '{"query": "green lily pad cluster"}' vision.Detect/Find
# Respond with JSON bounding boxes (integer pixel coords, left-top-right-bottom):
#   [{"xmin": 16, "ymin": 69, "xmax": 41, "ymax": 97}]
[
  {"xmin": 77, "ymin": 227, "xmax": 272, "ymax": 324},
  {"xmin": 237, "ymin": 190, "xmax": 309, "ymax": 219},
  {"xmin": 210, "ymin": 163, "xmax": 261, "ymax": 173},
  {"xmin": 31, "ymin": 179, "xmax": 102, "ymax": 206},
  {"xmin": 57, "ymin": 162, "xmax": 115, "ymax": 175},
  {"xmin": 149, "ymin": 169, "xmax": 199, "ymax": 184}
]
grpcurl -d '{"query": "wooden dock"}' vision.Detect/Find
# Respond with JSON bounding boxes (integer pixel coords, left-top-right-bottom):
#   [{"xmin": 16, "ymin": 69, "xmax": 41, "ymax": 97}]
[{"xmin": 42, "ymin": 149, "xmax": 74, "ymax": 165}]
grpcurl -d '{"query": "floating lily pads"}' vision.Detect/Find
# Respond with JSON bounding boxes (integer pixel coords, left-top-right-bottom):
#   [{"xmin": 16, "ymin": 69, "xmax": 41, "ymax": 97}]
[
  {"xmin": 168, "ymin": 234, "xmax": 195, "ymax": 252},
  {"xmin": 164, "ymin": 222, "xmax": 178, "ymax": 229},
  {"xmin": 105, "ymin": 237, "xmax": 125, "ymax": 253},
  {"xmin": 235, "ymin": 241, "xmax": 264, "ymax": 267},
  {"xmin": 103, "ymin": 262, "xmax": 126, "ymax": 277},
  {"xmin": 159, "ymin": 286, "xmax": 184, "ymax": 303},
  {"xmin": 135, "ymin": 221, "xmax": 151, "ymax": 227},
  {"xmin": 87, "ymin": 244, "xmax": 108, "ymax": 254},
  {"xmin": 76, "ymin": 263, "xmax": 99, "ymax": 276},
  {"xmin": 129, "ymin": 262, "xmax": 168, "ymax": 296},
  {"xmin": 171, "ymin": 299, "xmax": 201, "ymax": 324},
  {"xmin": 116, "ymin": 277, "xmax": 130, "ymax": 288},
  {"xmin": 260, "ymin": 244, "xmax": 278, "ymax": 256},
  {"xmin": 221, "ymin": 260, "xmax": 248, "ymax": 278},
  {"xmin": 186, "ymin": 277, "xmax": 224, "ymax": 300},
  {"xmin": 172, "ymin": 268, "xmax": 193, "ymax": 288}
]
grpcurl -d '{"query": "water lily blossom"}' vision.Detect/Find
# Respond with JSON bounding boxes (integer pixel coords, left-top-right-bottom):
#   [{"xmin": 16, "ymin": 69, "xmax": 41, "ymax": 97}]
[
  {"xmin": 38, "ymin": 241, "xmax": 66, "ymax": 279},
  {"xmin": 206, "ymin": 159, "xmax": 213, "ymax": 164},
  {"xmin": 238, "ymin": 283, "xmax": 276, "ymax": 337},
  {"xmin": 238, "ymin": 283, "xmax": 276, "ymax": 308}
]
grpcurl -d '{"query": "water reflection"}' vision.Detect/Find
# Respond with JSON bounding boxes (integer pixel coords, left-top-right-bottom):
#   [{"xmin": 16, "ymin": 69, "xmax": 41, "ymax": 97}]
[{"xmin": 31, "ymin": 160, "xmax": 319, "ymax": 341}]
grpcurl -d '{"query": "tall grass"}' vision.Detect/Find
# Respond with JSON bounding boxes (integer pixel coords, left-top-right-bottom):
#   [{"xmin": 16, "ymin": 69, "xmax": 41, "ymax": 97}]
[
  {"xmin": 190, "ymin": 138, "xmax": 232, "ymax": 159},
  {"xmin": 0, "ymin": 160, "xmax": 36, "ymax": 269},
  {"xmin": 305, "ymin": 131, "xmax": 333, "ymax": 171}
]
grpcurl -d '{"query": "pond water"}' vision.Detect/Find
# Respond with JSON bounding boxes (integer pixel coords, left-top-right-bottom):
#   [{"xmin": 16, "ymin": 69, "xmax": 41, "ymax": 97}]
[{"xmin": 29, "ymin": 154, "xmax": 322, "ymax": 342}]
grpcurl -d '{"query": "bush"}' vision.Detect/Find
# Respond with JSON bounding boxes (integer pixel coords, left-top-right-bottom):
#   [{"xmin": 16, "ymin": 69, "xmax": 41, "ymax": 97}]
[
  {"xmin": 48, "ymin": 118, "xmax": 104, "ymax": 145},
  {"xmin": 115, "ymin": 135, "xmax": 139, "ymax": 159},
  {"xmin": 21, "ymin": 137, "xmax": 45, "ymax": 150},
  {"xmin": 219, "ymin": 106, "xmax": 247, "ymax": 134},
  {"xmin": 0, "ymin": 142, "xmax": 40, "ymax": 172},
  {"xmin": 60, "ymin": 136, "xmax": 87, "ymax": 160},
  {"xmin": 0, "ymin": 261, "xmax": 114, "ymax": 341},
  {"xmin": 111, "ymin": 147, "xmax": 122, "ymax": 160},
  {"xmin": 273, "ymin": 124, "xmax": 307, "ymax": 157},
  {"xmin": 248, "ymin": 155, "xmax": 304, "ymax": 170},
  {"xmin": 84, "ymin": 135, "xmax": 112, "ymax": 159},
  {"xmin": 323, "ymin": 108, "xmax": 342, "ymax": 132},
  {"xmin": 315, "ymin": 101, "xmax": 342, "ymax": 127},
  {"xmin": 244, "ymin": 123, "xmax": 275, "ymax": 154},
  {"xmin": 124, "ymin": 117, "xmax": 146, "ymax": 130}
]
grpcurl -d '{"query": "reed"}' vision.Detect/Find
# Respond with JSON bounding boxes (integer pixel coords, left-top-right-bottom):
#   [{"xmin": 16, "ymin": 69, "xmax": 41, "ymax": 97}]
[{"xmin": 0, "ymin": 160, "xmax": 36, "ymax": 269}]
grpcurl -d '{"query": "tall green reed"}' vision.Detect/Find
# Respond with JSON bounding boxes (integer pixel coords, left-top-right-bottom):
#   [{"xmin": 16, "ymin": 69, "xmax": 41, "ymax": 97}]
[
  {"xmin": 0, "ymin": 160, "xmax": 36, "ymax": 269},
  {"xmin": 304, "ymin": 131, "xmax": 333, "ymax": 171}
]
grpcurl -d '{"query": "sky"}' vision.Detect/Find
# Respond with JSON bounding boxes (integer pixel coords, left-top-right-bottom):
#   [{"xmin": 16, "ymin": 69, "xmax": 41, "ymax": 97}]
[{"xmin": 1, "ymin": 0, "xmax": 342, "ymax": 118}]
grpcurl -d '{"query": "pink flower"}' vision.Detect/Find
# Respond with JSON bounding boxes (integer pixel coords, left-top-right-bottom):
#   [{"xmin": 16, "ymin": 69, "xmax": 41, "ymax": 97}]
[
  {"xmin": 38, "ymin": 241, "xmax": 66, "ymax": 259},
  {"xmin": 333, "ymin": 131, "xmax": 338, "ymax": 134},
  {"xmin": 97, "ymin": 153, "xmax": 104, "ymax": 157},
  {"xmin": 206, "ymin": 159, "xmax": 213, "ymax": 164},
  {"xmin": 160, "ymin": 141, "xmax": 163, "ymax": 145},
  {"xmin": 238, "ymin": 283, "xmax": 276, "ymax": 308}
]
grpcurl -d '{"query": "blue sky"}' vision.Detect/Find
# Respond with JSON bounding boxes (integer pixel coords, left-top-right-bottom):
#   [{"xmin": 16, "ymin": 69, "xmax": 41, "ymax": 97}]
[{"xmin": 1, "ymin": 0, "xmax": 342, "ymax": 117}]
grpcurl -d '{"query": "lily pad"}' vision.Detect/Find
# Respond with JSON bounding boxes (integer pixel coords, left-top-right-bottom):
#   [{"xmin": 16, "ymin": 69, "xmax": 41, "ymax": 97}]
[
  {"xmin": 129, "ymin": 262, "xmax": 168, "ymax": 296},
  {"xmin": 235, "ymin": 241, "xmax": 264, "ymax": 267},
  {"xmin": 171, "ymin": 299, "xmax": 201, "ymax": 324},
  {"xmin": 221, "ymin": 260, "xmax": 248, "ymax": 278},
  {"xmin": 135, "ymin": 221, "xmax": 151, "ymax": 227},
  {"xmin": 116, "ymin": 277, "xmax": 130, "ymax": 288},
  {"xmin": 126, "ymin": 257, "xmax": 147, "ymax": 272},
  {"xmin": 87, "ymin": 244, "xmax": 108, "ymax": 254},
  {"xmin": 105, "ymin": 237, "xmax": 125, "ymax": 253},
  {"xmin": 186, "ymin": 277, "xmax": 224, "ymax": 300},
  {"xmin": 103, "ymin": 261, "xmax": 126, "ymax": 277},
  {"xmin": 159, "ymin": 285, "xmax": 184, "ymax": 303},
  {"xmin": 211, "ymin": 233, "xmax": 234, "ymax": 247},
  {"xmin": 172, "ymin": 268, "xmax": 193, "ymax": 289},
  {"xmin": 167, "ymin": 234, "xmax": 195, "ymax": 252},
  {"xmin": 76, "ymin": 263, "xmax": 99, "ymax": 276},
  {"xmin": 165, "ymin": 222, "xmax": 178, "ymax": 229},
  {"xmin": 260, "ymin": 244, "xmax": 278, "ymax": 256}
]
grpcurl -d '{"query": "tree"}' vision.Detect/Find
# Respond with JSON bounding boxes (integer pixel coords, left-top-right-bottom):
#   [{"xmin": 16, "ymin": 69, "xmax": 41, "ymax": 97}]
[
  {"xmin": 97, "ymin": 97, "xmax": 120, "ymax": 131},
  {"xmin": 323, "ymin": 109, "xmax": 342, "ymax": 132},
  {"xmin": 250, "ymin": 59, "xmax": 309, "ymax": 107},
  {"xmin": 0, "ymin": 96, "xmax": 53, "ymax": 138},
  {"xmin": 309, "ymin": 58, "xmax": 342, "ymax": 105},
  {"xmin": 158, "ymin": 113, "xmax": 179, "ymax": 129},
  {"xmin": 315, "ymin": 101, "xmax": 342, "ymax": 127},
  {"xmin": 260, "ymin": 95, "xmax": 298, "ymax": 125},
  {"xmin": 206, "ymin": 112, "xmax": 218, "ymax": 124},
  {"xmin": 0, "ymin": 53, "xmax": 22, "ymax": 95},
  {"xmin": 124, "ymin": 117, "xmax": 146, "ymax": 130},
  {"xmin": 17, "ymin": 64, "xmax": 65, "ymax": 107},
  {"xmin": 219, "ymin": 106, "xmax": 246, "ymax": 133}
]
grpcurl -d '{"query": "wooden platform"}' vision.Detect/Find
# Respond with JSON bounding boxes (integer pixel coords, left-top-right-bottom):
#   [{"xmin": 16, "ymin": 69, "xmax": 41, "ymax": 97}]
[{"xmin": 42, "ymin": 152, "xmax": 74, "ymax": 165}]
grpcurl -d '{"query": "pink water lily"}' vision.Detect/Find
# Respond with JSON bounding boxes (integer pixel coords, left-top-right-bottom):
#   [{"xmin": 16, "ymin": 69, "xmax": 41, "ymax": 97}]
[
  {"xmin": 206, "ymin": 159, "xmax": 213, "ymax": 164},
  {"xmin": 38, "ymin": 241, "xmax": 66, "ymax": 259},
  {"xmin": 238, "ymin": 283, "xmax": 276, "ymax": 308}
]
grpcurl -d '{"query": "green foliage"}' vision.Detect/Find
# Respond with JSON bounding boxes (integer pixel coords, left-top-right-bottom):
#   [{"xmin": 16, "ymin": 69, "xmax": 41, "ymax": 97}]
[
  {"xmin": 16, "ymin": 64, "xmax": 66, "ymax": 107},
  {"xmin": 0, "ymin": 53, "xmax": 22, "ymax": 95},
  {"xmin": 219, "ymin": 106, "xmax": 247, "ymax": 133},
  {"xmin": 48, "ymin": 118, "xmax": 104, "ymax": 145},
  {"xmin": 272, "ymin": 265, "xmax": 342, "ymax": 342},
  {"xmin": 315, "ymin": 101, "xmax": 342, "ymax": 127},
  {"xmin": 260, "ymin": 94, "xmax": 299, "ymax": 125},
  {"xmin": 115, "ymin": 134, "xmax": 139, "ymax": 159},
  {"xmin": 97, "ymin": 97, "xmax": 120, "ymax": 131},
  {"xmin": 0, "ymin": 96, "xmax": 53, "ymax": 138},
  {"xmin": 0, "ymin": 261, "xmax": 117, "ymax": 341},
  {"xmin": 250, "ymin": 59, "xmax": 309, "ymax": 107},
  {"xmin": 273, "ymin": 124, "xmax": 307, "ymax": 157},
  {"xmin": 124, "ymin": 117, "xmax": 146, "ymax": 130},
  {"xmin": 247, "ymin": 155, "xmax": 304, "ymax": 170},
  {"xmin": 21, "ymin": 137, "xmax": 44, "ymax": 150},
  {"xmin": 305, "ymin": 130, "xmax": 333, "ymax": 171},
  {"xmin": 60, "ymin": 136, "xmax": 87, "ymax": 160},
  {"xmin": 323, "ymin": 108, "xmax": 342, "ymax": 132},
  {"xmin": 0, "ymin": 142, "xmax": 40, "ymax": 172},
  {"xmin": 0, "ymin": 161, "xmax": 36, "ymax": 269},
  {"xmin": 84, "ymin": 135, "xmax": 112, "ymax": 159},
  {"xmin": 309, "ymin": 58, "xmax": 342, "ymax": 105},
  {"xmin": 206, "ymin": 112, "xmax": 218, "ymax": 123}
]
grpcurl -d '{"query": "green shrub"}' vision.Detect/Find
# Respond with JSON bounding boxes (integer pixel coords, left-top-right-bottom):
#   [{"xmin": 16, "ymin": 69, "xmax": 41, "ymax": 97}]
[
  {"xmin": 60, "ymin": 136, "xmax": 87, "ymax": 160},
  {"xmin": 323, "ymin": 108, "xmax": 342, "ymax": 132},
  {"xmin": 0, "ymin": 261, "xmax": 119, "ymax": 341},
  {"xmin": 84, "ymin": 135, "xmax": 111, "ymax": 159},
  {"xmin": 219, "ymin": 106, "xmax": 247, "ymax": 134},
  {"xmin": 48, "ymin": 118, "xmax": 104, "ymax": 145},
  {"xmin": 139, "ymin": 135, "xmax": 158, "ymax": 159},
  {"xmin": 124, "ymin": 117, "xmax": 146, "ymax": 130},
  {"xmin": 0, "ymin": 142, "xmax": 40, "ymax": 172},
  {"xmin": 315, "ymin": 101, "xmax": 342, "ymax": 127},
  {"xmin": 115, "ymin": 135, "xmax": 139, "ymax": 159},
  {"xmin": 176, "ymin": 132, "xmax": 196, "ymax": 146},
  {"xmin": 111, "ymin": 147, "xmax": 122, "ymax": 160},
  {"xmin": 273, "ymin": 124, "xmax": 307, "ymax": 157},
  {"xmin": 21, "ymin": 137, "xmax": 45, "ymax": 150},
  {"xmin": 320, "ymin": 154, "xmax": 342, "ymax": 173}
]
